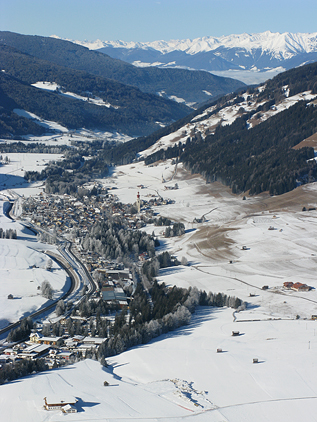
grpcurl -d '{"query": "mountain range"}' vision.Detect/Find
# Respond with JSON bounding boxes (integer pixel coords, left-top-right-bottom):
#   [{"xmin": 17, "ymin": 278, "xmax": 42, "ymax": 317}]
[
  {"xmin": 2, "ymin": 30, "xmax": 317, "ymax": 198},
  {"xmin": 0, "ymin": 31, "xmax": 244, "ymax": 113},
  {"xmin": 107, "ymin": 60, "xmax": 317, "ymax": 196},
  {"xmin": 67, "ymin": 31, "xmax": 317, "ymax": 82}
]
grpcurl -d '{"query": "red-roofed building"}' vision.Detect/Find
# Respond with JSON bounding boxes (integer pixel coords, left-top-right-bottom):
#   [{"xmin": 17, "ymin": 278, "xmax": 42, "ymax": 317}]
[{"xmin": 291, "ymin": 282, "xmax": 311, "ymax": 291}]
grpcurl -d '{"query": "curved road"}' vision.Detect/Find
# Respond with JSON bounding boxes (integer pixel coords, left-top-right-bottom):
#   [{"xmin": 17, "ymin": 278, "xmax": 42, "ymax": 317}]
[
  {"xmin": 0, "ymin": 198, "xmax": 97, "ymax": 338},
  {"xmin": 0, "ymin": 250, "xmax": 77, "ymax": 338}
]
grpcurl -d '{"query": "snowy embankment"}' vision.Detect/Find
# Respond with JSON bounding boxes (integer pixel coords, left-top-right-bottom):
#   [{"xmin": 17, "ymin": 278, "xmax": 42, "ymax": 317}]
[{"xmin": 0, "ymin": 238, "xmax": 69, "ymax": 329}]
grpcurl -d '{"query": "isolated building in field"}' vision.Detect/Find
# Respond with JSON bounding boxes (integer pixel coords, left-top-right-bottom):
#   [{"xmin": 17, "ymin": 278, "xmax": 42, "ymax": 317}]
[
  {"xmin": 43, "ymin": 396, "xmax": 78, "ymax": 411},
  {"xmin": 62, "ymin": 404, "xmax": 77, "ymax": 413},
  {"xmin": 292, "ymin": 282, "xmax": 311, "ymax": 291}
]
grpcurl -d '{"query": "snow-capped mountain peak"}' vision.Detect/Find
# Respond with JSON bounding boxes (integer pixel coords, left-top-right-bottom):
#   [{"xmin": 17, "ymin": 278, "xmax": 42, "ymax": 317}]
[
  {"xmin": 61, "ymin": 31, "xmax": 317, "ymax": 59},
  {"xmin": 51, "ymin": 31, "xmax": 317, "ymax": 85}
]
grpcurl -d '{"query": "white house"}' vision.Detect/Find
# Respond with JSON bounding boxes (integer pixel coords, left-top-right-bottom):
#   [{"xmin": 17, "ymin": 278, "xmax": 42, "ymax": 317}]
[{"xmin": 43, "ymin": 396, "xmax": 78, "ymax": 411}]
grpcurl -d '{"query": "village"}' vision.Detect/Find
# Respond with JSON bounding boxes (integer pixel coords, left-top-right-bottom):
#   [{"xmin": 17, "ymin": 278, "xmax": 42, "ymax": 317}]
[
  {"xmin": 20, "ymin": 180, "xmax": 177, "ymax": 266},
  {"xmin": 0, "ymin": 182, "xmax": 180, "ymax": 390},
  {"xmin": 17, "ymin": 182, "xmax": 176, "ymax": 303},
  {"xmin": 0, "ymin": 330, "xmax": 106, "ymax": 367}
]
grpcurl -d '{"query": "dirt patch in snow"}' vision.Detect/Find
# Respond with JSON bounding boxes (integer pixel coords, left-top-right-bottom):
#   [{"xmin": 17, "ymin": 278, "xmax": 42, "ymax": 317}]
[{"xmin": 189, "ymin": 225, "xmax": 237, "ymax": 259}]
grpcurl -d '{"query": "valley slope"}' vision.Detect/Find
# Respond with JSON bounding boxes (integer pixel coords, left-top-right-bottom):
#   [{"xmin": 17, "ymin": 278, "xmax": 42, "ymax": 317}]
[{"xmin": 0, "ymin": 31, "xmax": 245, "ymax": 107}]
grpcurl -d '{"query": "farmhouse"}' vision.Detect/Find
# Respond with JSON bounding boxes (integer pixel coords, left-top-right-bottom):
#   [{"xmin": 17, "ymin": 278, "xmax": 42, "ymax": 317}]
[
  {"xmin": 81, "ymin": 336, "xmax": 106, "ymax": 346},
  {"xmin": 283, "ymin": 282, "xmax": 311, "ymax": 291},
  {"xmin": 56, "ymin": 351, "xmax": 75, "ymax": 361},
  {"xmin": 292, "ymin": 282, "xmax": 311, "ymax": 291},
  {"xmin": 43, "ymin": 396, "xmax": 78, "ymax": 411},
  {"xmin": 62, "ymin": 404, "xmax": 77, "ymax": 413}
]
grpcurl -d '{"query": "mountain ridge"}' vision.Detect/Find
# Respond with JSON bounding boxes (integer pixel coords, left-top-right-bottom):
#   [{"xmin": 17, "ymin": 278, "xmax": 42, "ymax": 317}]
[
  {"xmin": 64, "ymin": 31, "xmax": 317, "ymax": 81},
  {"xmin": 106, "ymin": 60, "xmax": 317, "ymax": 196},
  {"xmin": 64, "ymin": 31, "xmax": 317, "ymax": 58},
  {"xmin": 0, "ymin": 31, "xmax": 245, "ymax": 107},
  {"xmin": 0, "ymin": 43, "xmax": 191, "ymax": 137}
]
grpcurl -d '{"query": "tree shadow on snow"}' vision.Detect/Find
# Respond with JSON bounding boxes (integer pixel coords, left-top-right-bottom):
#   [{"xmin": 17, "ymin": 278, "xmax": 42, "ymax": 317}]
[
  {"xmin": 159, "ymin": 266, "xmax": 185, "ymax": 277},
  {"xmin": 155, "ymin": 238, "xmax": 170, "ymax": 251},
  {"xmin": 0, "ymin": 174, "xmax": 29, "ymax": 190},
  {"xmin": 138, "ymin": 307, "xmax": 220, "ymax": 349},
  {"xmin": 185, "ymin": 228, "xmax": 196, "ymax": 234}
]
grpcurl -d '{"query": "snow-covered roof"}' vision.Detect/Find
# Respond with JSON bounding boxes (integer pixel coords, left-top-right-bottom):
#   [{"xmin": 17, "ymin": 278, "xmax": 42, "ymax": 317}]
[{"xmin": 44, "ymin": 396, "xmax": 77, "ymax": 406}]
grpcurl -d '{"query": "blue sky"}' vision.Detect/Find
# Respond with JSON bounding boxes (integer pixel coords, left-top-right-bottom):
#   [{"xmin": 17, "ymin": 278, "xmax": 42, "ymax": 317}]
[{"xmin": 1, "ymin": 0, "xmax": 317, "ymax": 42}]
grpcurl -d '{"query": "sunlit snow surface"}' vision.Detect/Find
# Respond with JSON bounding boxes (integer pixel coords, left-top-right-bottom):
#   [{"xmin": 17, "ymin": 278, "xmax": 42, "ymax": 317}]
[
  {"xmin": 0, "ymin": 200, "xmax": 69, "ymax": 329},
  {"xmin": 138, "ymin": 89, "xmax": 317, "ymax": 158},
  {"xmin": 2, "ymin": 141, "xmax": 317, "ymax": 419},
  {"xmin": 0, "ymin": 153, "xmax": 71, "ymax": 328},
  {"xmin": 31, "ymin": 81, "xmax": 118, "ymax": 108},
  {"xmin": 2, "ymin": 312, "xmax": 317, "ymax": 421}
]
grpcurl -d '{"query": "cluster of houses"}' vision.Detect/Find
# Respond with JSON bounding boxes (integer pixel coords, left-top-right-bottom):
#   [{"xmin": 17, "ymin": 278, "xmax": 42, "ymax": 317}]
[
  {"xmin": 283, "ymin": 282, "xmax": 312, "ymax": 291},
  {"xmin": 19, "ymin": 188, "xmax": 173, "ymax": 298},
  {"xmin": 20, "ymin": 189, "xmax": 169, "ymax": 254},
  {"xmin": 21, "ymin": 189, "xmax": 118, "ymax": 234},
  {"xmin": 21, "ymin": 187, "xmax": 172, "ymax": 236},
  {"xmin": 0, "ymin": 331, "xmax": 107, "ymax": 367}
]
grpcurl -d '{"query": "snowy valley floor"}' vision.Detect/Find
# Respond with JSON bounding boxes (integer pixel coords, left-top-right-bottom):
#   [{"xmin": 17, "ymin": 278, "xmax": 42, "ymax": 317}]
[
  {"xmin": 1, "ymin": 155, "xmax": 317, "ymax": 420},
  {"xmin": 1, "ymin": 310, "xmax": 317, "ymax": 421}
]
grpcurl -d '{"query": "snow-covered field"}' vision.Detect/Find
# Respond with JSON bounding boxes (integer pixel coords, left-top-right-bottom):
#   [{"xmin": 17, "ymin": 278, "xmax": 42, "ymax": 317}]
[
  {"xmin": 1, "ymin": 310, "xmax": 317, "ymax": 421},
  {"xmin": 0, "ymin": 152, "xmax": 61, "ymax": 196},
  {"xmin": 0, "ymin": 153, "xmax": 71, "ymax": 329},
  {"xmin": 2, "ymin": 153, "xmax": 317, "ymax": 420},
  {"xmin": 0, "ymin": 197, "xmax": 69, "ymax": 329},
  {"xmin": 104, "ymin": 160, "xmax": 317, "ymax": 319},
  {"xmin": 31, "ymin": 81, "xmax": 118, "ymax": 109}
]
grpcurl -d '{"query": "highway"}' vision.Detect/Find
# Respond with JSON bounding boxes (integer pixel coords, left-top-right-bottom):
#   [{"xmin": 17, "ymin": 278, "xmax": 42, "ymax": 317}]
[{"xmin": 0, "ymin": 196, "xmax": 98, "ymax": 339}]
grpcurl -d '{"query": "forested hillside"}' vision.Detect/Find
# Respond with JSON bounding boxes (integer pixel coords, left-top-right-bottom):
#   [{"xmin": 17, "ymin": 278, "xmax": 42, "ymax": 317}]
[
  {"xmin": 0, "ymin": 44, "xmax": 190, "ymax": 137},
  {"xmin": 181, "ymin": 102, "xmax": 317, "ymax": 195},
  {"xmin": 116, "ymin": 62, "xmax": 317, "ymax": 196},
  {"xmin": 0, "ymin": 31, "xmax": 245, "ymax": 105}
]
